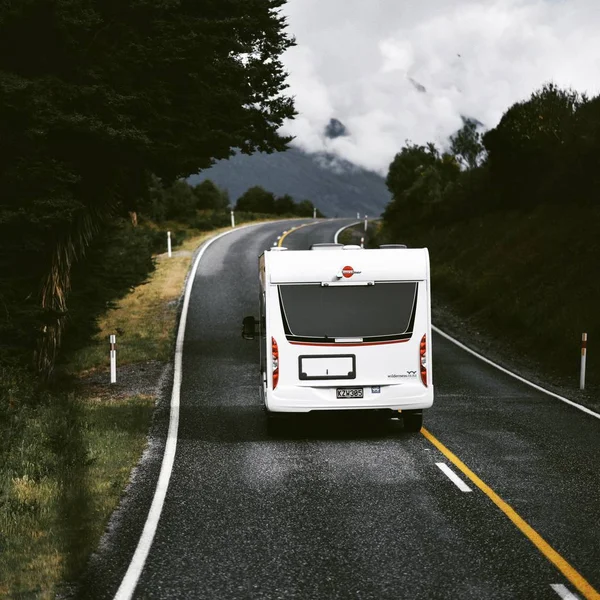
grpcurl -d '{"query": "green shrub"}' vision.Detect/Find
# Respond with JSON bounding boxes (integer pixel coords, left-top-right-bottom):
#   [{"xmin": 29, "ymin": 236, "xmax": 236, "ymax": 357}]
[
  {"xmin": 193, "ymin": 211, "xmax": 232, "ymax": 231},
  {"xmin": 59, "ymin": 219, "xmax": 156, "ymax": 360}
]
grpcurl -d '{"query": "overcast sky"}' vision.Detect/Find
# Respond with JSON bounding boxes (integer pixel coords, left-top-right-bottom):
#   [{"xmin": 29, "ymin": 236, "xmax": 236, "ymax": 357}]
[{"xmin": 278, "ymin": 0, "xmax": 600, "ymax": 174}]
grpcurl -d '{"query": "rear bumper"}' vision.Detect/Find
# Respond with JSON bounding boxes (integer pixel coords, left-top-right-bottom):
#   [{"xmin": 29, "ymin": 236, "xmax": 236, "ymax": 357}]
[{"xmin": 265, "ymin": 384, "xmax": 434, "ymax": 413}]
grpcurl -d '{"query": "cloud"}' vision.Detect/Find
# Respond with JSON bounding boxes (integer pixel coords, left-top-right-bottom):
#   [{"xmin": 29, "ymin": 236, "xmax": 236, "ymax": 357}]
[{"xmin": 279, "ymin": 0, "xmax": 600, "ymax": 175}]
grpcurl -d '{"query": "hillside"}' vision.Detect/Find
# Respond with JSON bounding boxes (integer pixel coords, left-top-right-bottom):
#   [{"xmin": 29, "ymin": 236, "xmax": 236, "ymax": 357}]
[
  {"xmin": 188, "ymin": 147, "xmax": 391, "ymax": 218},
  {"xmin": 378, "ymin": 203, "xmax": 600, "ymax": 399}
]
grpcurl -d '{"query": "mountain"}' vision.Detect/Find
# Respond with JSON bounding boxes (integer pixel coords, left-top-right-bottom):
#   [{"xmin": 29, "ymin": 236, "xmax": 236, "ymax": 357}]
[
  {"xmin": 187, "ymin": 146, "xmax": 392, "ymax": 218},
  {"xmin": 324, "ymin": 118, "xmax": 349, "ymax": 139}
]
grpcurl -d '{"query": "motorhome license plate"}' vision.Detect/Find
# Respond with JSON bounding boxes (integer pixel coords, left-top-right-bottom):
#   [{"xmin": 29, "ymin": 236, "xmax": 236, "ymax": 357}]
[{"xmin": 337, "ymin": 387, "xmax": 363, "ymax": 399}]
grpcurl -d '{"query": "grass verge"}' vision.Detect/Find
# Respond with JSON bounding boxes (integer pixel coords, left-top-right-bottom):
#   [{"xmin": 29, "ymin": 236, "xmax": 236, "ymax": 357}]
[
  {"xmin": 0, "ymin": 393, "xmax": 154, "ymax": 598},
  {"xmin": 65, "ymin": 227, "xmax": 231, "ymax": 374}
]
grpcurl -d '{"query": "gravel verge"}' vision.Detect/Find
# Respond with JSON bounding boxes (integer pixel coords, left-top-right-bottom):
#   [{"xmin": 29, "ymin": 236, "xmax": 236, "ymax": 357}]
[
  {"xmin": 432, "ymin": 296, "xmax": 599, "ymax": 413},
  {"xmin": 75, "ymin": 360, "xmax": 171, "ymax": 401}
]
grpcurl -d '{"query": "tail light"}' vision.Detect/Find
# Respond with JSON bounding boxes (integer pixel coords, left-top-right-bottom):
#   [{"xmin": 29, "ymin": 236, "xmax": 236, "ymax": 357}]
[
  {"xmin": 420, "ymin": 334, "xmax": 428, "ymax": 387},
  {"xmin": 272, "ymin": 337, "xmax": 279, "ymax": 390}
]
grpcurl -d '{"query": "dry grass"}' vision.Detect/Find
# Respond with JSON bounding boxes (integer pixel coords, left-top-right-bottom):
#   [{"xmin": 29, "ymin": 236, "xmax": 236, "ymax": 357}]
[
  {"xmin": 68, "ymin": 220, "xmax": 283, "ymax": 374},
  {"xmin": 66, "ymin": 227, "xmax": 232, "ymax": 374}
]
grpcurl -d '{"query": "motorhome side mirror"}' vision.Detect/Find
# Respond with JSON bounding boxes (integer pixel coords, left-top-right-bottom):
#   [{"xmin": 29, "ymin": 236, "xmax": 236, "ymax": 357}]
[{"xmin": 242, "ymin": 316, "xmax": 258, "ymax": 340}]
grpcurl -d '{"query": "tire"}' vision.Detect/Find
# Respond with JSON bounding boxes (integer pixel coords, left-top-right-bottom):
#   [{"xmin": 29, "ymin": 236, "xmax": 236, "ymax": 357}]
[{"xmin": 403, "ymin": 410, "xmax": 423, "ymax": 433}]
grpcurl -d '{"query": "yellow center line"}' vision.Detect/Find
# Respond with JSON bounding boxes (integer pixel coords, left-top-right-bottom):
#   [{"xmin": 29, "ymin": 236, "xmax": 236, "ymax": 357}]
[
  {"xmin": 421, "ymin": 427, "xmax": 600, "ymax": 600},
  {"xmin": 277, "ymin": 221, "xmax": 321, "ymax": 247}
]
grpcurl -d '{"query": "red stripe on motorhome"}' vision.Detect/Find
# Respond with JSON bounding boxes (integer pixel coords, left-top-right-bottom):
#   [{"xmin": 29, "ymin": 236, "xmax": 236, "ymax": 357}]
[{"xmin": 289, "ymin": 339, "xmax": 410, "ymax": 347}]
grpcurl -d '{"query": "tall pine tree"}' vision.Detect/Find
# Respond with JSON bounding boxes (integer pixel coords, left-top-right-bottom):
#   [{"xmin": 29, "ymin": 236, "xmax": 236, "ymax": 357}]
[{"xmin": 0, "ymin": 0, "xmax": 296, "ymax": 376}]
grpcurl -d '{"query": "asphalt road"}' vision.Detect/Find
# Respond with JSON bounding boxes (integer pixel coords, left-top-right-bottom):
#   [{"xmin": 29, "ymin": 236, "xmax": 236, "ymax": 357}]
[{"xmin": 78, "ymin": 219, "xmax": 600, "ymax": 600}]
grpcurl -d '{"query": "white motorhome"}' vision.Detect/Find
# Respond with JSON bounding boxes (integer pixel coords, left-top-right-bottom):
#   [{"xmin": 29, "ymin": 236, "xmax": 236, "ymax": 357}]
[{"xmin": 242, "ymin": 244, "xmax": 433, "ymax": 431}]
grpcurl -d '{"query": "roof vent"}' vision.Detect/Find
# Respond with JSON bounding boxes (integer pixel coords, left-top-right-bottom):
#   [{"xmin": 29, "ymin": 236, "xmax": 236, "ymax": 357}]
[
  {"xmin": 270, "ymin": 247, "xmax": 288, "ymax": 251},
  {"xmin": 310, "ymin": 243, "xmax": 343, "ymax": 250},
  {"xmin": 379, "ymin": 244, "xmax": 407, "ymax": 249},
  {"xmin": 342, "ymin": 245, "xmax": 361, "ymax": 250}
]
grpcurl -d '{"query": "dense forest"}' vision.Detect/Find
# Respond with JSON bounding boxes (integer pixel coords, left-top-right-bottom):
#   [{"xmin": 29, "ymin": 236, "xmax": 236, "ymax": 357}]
[
  {"xmin": 380, "ymin": 83, "xmax": 600, "ymax": 388},
  {"xmin": 0, "ymin": 0, "xmax": 297, "ymax": 380}
]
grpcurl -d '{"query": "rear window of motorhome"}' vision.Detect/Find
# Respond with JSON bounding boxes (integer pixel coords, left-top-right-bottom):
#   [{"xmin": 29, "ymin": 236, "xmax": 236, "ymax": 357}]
[{"xmin": 278, "ymin": 282, "xmax": 418, "ymax": 341}]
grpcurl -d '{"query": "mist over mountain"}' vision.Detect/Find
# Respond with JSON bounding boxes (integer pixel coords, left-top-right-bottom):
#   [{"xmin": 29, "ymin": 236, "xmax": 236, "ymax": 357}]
[{"xmin": 188, "ymin": 145, "xmax": 391, "ymax": 218}]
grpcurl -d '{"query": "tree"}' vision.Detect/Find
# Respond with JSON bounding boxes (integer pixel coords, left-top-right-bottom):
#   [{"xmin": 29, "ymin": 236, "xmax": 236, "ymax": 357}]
[
  {"xmin": 450, "ymin": 117, "xmax": 486, "ymax": 170},
  {"xmin": 163, "ymin": 181, "xmax": 197, "ymax": 221},
  {"xmin": 562, "ymin": 94, "xmax": 600, "ymax": 205},
  {"xmin": 0, "ymin": 0, "xmax": 296, "ymax": 376},
  {"xmin": 295, "ymin": 200, "xmax": 316, "ymax": 217},
  {"xmin": 385, "ymin": 143, "xmax": 459, "ymax": 212},
  {"xmin": 401, "ymin": 151, "xmax": 460, "ymax": 213},
  {"xmin": 483, "ymin": 83, "xmax": 582, "ymax": 207},
  {"xmin": 274, "ymin": 194, "xmax": 296, "ymax": 215},
  {"xmin": 383, "ymin": 142, "xmax": 459, "ymax": 238},
  {"xmin": 193, "ymin": 180, "xmax": 230, "ymax": 211},
  {"xmin": 236, "ymin": 186, "xmax": 276, "ymax": 213},
  {"xmin": 385, "ymin": 143, "xmax": 440, "ymax": 202}
]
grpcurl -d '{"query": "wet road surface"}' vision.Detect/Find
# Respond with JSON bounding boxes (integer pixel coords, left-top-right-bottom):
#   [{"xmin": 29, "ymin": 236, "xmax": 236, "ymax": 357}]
[{"xmin": 78, "ymin": 219, "xmax": 600, "ymax": 600}]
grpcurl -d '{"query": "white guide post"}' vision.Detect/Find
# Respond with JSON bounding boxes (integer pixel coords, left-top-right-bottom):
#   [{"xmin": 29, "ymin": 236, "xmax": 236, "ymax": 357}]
[
  {"xmin": 360, "ymin": 237, "xmax": 364, "ymax": 248},
  {"xmin": 580, "ymin": 333, "xmax": 587, "ymax": 390},
  {"xmin": 356, "ymin": 212, "xmax": 360, "ymax": 219},
  {"xmin": 364, "ymin": 215, "xmax": 368, "ymax": 232},
  {"xmin": 313, "ymin": 207, "xmax": 316, "ymax": 219},
  {"xmin": 231, "ymin": 210, "xmax": 235, "ymax": 228},
  {"xmin": 167, "ymin": 231, "xmax": 172, "ymax": 258},
  {"xmin": 110, "ymin": 334, "xmax": 117, "ymax": 384}
]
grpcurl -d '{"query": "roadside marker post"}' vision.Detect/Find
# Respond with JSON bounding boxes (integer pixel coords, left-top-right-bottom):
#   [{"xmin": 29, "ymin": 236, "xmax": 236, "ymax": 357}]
[
  {"xmin": 360, "ymin": 237, "xmax": 364, "ymax": 248},
  {"xmin": 357, "ymin": 212, "xmax": 360, "ymax": 219},
  {"xmin": 313, "ymin": 207, "xmax": 316, "ymax": 219},
  {"xmin": 231, "ymin": 210, "xmax": 235, "ymax": 228},
  {"xmin": 110, "ymin": 335, "xmax": 117, "ymax": 384},
  {"xmin": 167, "ymin": 231, "xmax": 172, "ymax": 258},
  {"xmin": 364, "ymin": 215, "xmax": 368, "ymax": 232},
  {"xmin": 580, "ymin": 333, "xmax": 588, "ymax": 390}
]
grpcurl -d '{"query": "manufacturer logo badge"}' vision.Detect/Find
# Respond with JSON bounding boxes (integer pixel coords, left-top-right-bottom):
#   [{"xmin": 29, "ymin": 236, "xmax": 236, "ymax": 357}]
[{"xmin": 341, "ymin": 265, "xmax": 361, "ymax": 278}]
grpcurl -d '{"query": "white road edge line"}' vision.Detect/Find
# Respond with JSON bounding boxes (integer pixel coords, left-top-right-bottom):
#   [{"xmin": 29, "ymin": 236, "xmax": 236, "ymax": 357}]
[
  {"xmin": 334, "ymin": 221, "xmax": 361, "ymax": 244},
  {"xmin": 551, "ymin": 583, "xmax": 582, "ymax": 599},
  {"xmin": 114, "ymin": 223, "xmax": 257, "ymax": 600},
  {"xmin": 435, "ymin": 462, "xmax": 472, "ymax": 492},
  {"xmin": 433, "ymin": 326, "xmax": 600, "ymax": 421},
  {"xmin": 331, "ymin": 221, "xmax": 600, "ymax": 422}
]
